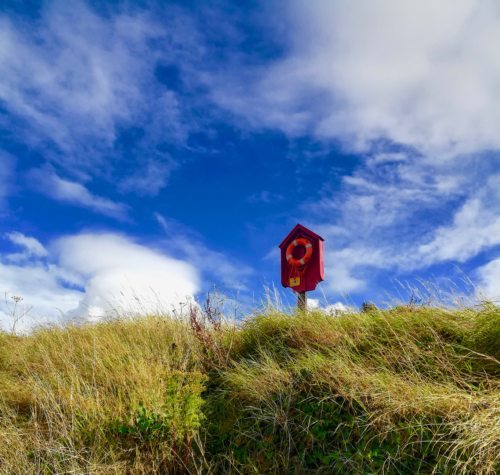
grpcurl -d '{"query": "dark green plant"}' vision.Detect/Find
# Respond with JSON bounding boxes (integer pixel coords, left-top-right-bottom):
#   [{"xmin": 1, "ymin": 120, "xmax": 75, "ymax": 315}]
[{"xmin": 112, "ymin": 370, "xmax": 206, "ymax": 470}]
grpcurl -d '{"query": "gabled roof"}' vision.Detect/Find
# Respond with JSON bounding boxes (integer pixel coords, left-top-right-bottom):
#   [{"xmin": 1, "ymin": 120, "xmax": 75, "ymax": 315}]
[{"xmin": 278, "ymin": 223, "xmax": 324, "ymax": 249}]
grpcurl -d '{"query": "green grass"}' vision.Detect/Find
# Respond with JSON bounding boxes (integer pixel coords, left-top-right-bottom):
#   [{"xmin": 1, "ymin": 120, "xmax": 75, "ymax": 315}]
[{"xmin": 0, "ymin": 304, "xmax": 498, "ymax": 473}]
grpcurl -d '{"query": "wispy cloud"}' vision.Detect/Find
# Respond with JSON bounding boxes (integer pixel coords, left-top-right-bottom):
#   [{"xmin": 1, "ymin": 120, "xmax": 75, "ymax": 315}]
[
  {"xmin": 29, "ymin": 168, "xmax": 129, "ymax": 220},
  {"xmin": 0, "ymin": 1, "xmax": 201, "ymax": 197},
  {"xmin": 155, "ymin": 213, "xmax": 253, "ymax": 291},
  {"xmin": 0, "ymin": 4, "xmax": 147, "ymax": 157},
  {"xmin": 0, "ymin": 152, "xmax": 15, "ymax": 213},
  {"xmin": 5, "ymin": 232, "xmax": 48, "ymax": 262},
  {"xmin": 247, "ymin": 190, "xmax": 284, "ymax": 204},
  {"xmin": 118, "ymin": 156, "xmax": 177, "ymax": 197},
  {"xmin": 418, "ymin": 184, "xmax": 500, "ymax": 265}
]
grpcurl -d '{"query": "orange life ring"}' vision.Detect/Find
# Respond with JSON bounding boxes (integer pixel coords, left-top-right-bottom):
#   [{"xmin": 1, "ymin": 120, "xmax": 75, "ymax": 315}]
[{"xmin": 286, "ymin": 237, "xmax": 313, "ymax": 267}]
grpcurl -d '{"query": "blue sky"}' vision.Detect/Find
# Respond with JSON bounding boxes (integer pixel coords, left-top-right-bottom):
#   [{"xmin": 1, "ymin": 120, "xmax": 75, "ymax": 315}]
[{"xmin": 1, "ymin": 0, "xmax": 499, "ymax": 329}]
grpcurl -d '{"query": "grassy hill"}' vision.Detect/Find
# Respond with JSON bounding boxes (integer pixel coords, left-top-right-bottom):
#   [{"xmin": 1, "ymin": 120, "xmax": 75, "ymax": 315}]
[{"xmin": 0, "ymin": 303, "xmax": 498, "ymax": 474}]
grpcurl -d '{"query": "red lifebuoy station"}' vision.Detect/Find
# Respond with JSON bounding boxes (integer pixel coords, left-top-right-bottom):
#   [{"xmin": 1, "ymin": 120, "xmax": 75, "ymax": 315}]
[{"xmin": 279, "ymin": 224, "xmax": 324, "ymax": 309}]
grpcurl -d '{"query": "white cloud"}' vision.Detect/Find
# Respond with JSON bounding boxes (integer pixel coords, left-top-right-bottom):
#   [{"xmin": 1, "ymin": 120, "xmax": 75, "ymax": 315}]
[
  {"xmin": 476, "ymin": 258, "xmax": 500, "ymax": 302},
  {"xmin": 216, "ymin": 0, "xmax": 500, "ymax": 158},
  {"xmin": 2, "ymin": 1, "xmax": 499, "ymax": 302},
  {"xmin": 29, "ymin": 168, "xmax": 129, "ymax": 220},
  {"xmin": 308, "ymin": 298, "xmax": 350, "ymax": 315},
  {"xmin": 307, "ymin": 298, "xmax": 320, "ymax": 309},
  {"xmin": 323, "ymin": 302, "xmax": 351, "ymax": 315},
  {"xmin": 210, "ymin": 0, "xmax": 500, "ymax": 161},
  {"xmin": 324, "ymin": 247, "xmax": 386, "ymax": 294},
  {"xmin": 5, "ymin": 232, "xmax": 48, "ymax": 261},
  {"xmin": 0, "ymin": 263, "xmax": 82, "ymax": 332},
  {"xmin": 0, "ymin": 231, "xmax": 200, "ymax": 331},
  {"xmin": 418, "ymin": 196, "xmax": 500, "ymax": 264},
  {"xmin": 301, "ymin": 1, "xmax": 494, "ymax": 152},
  {"xmin": 54, "ymin": 233, "xmax": 199, "ymax": 321}
]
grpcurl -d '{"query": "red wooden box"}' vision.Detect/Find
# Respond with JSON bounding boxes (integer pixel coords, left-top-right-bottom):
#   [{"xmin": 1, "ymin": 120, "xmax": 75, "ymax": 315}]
[{"xmin": 279, "ymin": 224, "xmax": 324, "ymax": 293}]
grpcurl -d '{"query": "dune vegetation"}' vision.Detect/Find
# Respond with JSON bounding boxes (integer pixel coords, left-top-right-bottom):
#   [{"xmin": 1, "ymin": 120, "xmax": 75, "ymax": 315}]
[{"xmin": 0, "ymin": 301, "xmax": 498, "ymax": 474}]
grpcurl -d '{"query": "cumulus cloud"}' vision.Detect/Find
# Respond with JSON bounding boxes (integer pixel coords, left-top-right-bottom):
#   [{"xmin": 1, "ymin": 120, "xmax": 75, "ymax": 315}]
[
  {"xmin": 54, "ymin": 233, "xmax": 199, "ymax": 321},
  {"xmin": 323, "ymin": 246, "xmax": 386, "ymax": 294},
  {"xmin": 290, "ymin": 1, "xmax": 500, "ymax": 290},
  {"xmin": 0, "ymin": 231, "xmax": 200, "ymax": 331}
]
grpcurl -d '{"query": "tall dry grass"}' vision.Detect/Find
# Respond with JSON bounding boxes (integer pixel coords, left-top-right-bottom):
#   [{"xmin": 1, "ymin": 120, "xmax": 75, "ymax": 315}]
[
  {"xmin": 0, "ymin": 317, "xmax": 206, "ymax": 473},
  {"xmin": 0, "ymin": 304, "xmax": 498, "ymax": 474}
]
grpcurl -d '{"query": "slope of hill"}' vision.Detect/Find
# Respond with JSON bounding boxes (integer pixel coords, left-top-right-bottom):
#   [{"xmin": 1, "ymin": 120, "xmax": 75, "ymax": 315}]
[{"xmin": 0, "ymin": 304, "xmax": 498, "ymax": 474}]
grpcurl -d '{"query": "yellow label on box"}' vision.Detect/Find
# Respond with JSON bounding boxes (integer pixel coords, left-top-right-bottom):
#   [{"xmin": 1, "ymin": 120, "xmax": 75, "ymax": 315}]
[{"xmin": 289, "ymin": 277, "xmax": 300, "ymax": 287}]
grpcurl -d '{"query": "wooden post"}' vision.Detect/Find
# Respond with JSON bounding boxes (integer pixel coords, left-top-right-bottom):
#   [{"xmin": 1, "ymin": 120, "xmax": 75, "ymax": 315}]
[{"xmin": 297, "ymin": 291, "xmax": 307, "ymax": 311}]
